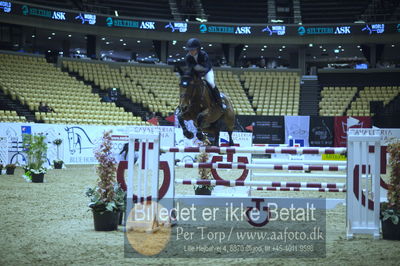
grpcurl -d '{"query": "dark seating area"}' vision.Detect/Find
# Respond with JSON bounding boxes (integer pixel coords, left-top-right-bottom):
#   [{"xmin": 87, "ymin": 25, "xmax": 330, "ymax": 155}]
[
  {"xmin": 300, "ymin": 0, "xmax": 370, "ymax": 23},
  {"xmin": 22, "ymin": 0, "xmax": 82, "ymax": 10},
  {"xmin": 202, "ymin": 0, "xmax": 268, "ymax": 23},
  {"xmin": 318, "ymin": 71, "xmax": 400, "ymax": 87}
]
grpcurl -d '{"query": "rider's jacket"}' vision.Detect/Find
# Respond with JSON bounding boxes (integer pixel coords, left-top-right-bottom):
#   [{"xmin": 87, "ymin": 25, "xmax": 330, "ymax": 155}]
[{"xmin": 185, "ymin": 50, "xmax": 212, "ymax": 76}]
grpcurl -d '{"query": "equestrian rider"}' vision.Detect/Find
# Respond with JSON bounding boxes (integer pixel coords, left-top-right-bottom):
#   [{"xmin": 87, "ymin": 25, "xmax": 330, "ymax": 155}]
[{"xmin": 185, "ymin": 38, "xmax": 225, "ymax": 109}]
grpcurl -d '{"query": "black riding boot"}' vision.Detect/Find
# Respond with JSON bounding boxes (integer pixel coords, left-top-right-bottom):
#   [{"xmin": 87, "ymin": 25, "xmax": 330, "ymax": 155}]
[{"xmin": 212, "ymin": 86, "xmax": 224, "ymax": 109}]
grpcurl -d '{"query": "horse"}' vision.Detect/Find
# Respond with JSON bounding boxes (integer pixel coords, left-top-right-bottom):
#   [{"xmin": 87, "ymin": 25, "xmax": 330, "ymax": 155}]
[{"xmin": 176, "ymin": 68, "xmax": 235, "ymax": 146}]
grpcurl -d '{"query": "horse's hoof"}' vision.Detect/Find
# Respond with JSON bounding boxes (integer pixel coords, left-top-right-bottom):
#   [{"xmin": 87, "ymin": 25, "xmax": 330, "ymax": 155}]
[
  {"xmin": 184, "ymin": 131, "xmax": 194, "ymax": 139},
  {"xmin": 196, "ymin": 132, "xmax": 204, "ymax": 141}
]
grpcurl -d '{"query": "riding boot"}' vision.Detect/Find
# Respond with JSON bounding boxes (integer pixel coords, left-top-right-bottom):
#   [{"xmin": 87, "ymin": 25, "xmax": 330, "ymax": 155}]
[{"xmin": 213, "ymin": 86, "xmax": 225, "ymax": 109}]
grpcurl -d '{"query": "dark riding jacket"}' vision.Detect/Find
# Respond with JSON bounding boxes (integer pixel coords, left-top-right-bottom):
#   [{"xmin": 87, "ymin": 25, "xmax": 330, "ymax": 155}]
[{"xmin": 185, "ymin": 50, "xmax": 212, "ymax": 76}]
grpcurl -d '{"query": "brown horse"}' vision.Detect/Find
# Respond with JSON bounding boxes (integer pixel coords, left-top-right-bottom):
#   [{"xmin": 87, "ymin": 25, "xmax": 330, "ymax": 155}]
[{"xmin": 177, "ymin": 68, "xmax": 235, "ymax": 146}]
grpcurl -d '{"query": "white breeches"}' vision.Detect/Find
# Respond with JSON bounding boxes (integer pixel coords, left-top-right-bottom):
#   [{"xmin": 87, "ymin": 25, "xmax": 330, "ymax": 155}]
[{"xmin": 204, "ymin": 69, "xmax": 215, "ymax": 88}]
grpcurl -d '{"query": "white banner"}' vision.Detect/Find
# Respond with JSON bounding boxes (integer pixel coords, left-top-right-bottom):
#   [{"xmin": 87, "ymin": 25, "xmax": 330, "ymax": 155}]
[
  {"xmin": 0, "ymin": 122, "xmax": 175, "ymax": 166},
  {"xmin": 284, "ymin": 115, "xmax": 310, "ymax": 147}
]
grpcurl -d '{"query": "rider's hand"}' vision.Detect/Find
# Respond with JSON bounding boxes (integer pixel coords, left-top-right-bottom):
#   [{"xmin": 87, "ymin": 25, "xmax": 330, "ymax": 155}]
[{"xmin": 193, "ymin": 64, "xmax": 206, "ymax": 72}]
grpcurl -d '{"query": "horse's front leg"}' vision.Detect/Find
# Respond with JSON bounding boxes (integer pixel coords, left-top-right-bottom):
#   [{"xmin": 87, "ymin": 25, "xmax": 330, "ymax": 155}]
[
  {"xmin": 178, "ymin": 112, "xmax": 194, "ymax": 139},
  {"xmin": 196, "ymin": 110, "xmax": 209, "ymax": 141}
]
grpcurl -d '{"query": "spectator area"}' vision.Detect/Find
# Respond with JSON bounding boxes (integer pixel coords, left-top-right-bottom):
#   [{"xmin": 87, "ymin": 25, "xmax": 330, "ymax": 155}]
[{"xmin": 0, "ymin": 53, "xmax": 145, "ymax": 125}]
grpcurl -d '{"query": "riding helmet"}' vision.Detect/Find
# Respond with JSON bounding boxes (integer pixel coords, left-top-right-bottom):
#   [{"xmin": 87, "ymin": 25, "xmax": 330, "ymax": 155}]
[{"xmin": 185, "ymin": 38, "xmax": 201, "ymax": 51}]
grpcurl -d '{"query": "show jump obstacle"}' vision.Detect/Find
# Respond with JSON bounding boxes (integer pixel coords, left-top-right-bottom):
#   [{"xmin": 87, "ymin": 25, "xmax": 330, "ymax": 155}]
[{"xmin": 123, "ymin": 129, "xmax": 382, "ymax": 239}]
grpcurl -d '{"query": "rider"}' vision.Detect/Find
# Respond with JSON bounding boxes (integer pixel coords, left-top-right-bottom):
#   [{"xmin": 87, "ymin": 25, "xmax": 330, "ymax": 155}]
[{"xmin": 185, "ymin": 38, "xmax": 225, "ymax": 109}]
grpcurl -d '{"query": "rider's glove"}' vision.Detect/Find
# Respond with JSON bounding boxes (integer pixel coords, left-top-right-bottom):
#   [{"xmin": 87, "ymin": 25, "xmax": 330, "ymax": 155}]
[{"xmin": 193, "ymin": 64, "xmax": 206, "ymax": 72}]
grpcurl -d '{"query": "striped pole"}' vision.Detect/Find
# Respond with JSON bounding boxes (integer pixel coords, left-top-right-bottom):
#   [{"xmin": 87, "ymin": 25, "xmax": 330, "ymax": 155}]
[
  {"xmin": 252, "ymin": 172, "xmax": 347, "ymax": 179},
  {"xmin": 252, "ymin": 158, "xmax": 347, "ymax": 166},
  {"xmin": 176, "ymin": 162, "xmax": 346, "ymax": 171},
  {"xmin": 175, "ymin": 179, "xmax": 345, "ymax": 188},
  {"xmin": 253, "ymin": 187, "xmax": 346, "ymax": 192},
  {"xmin": 161, "ymin": 146, "xmax": 347, "ymax": 155}
]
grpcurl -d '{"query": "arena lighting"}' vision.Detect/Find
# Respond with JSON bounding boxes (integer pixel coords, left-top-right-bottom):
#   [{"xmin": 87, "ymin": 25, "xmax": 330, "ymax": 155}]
[
  {"xmin": 31, "ymin": 34, "xmax": 35, "ymax": 38},
  {"xmin": 323, "ymin": 49, "xmax": 326, "ymax": 52},
  {"xmin": 243, "ymin": 48, "xmax": 247, "ymax": 51},
  {"xmin": 245, "ymin": 45, "xmax": 249, "ymax": 48},
  {"xmin": 263, "ymin": 45, "xmax": 267, "ymax": 48},
  {"xmin": 172, "ymin": 40, "xmax": 177, "ymax": 45},
  {"xmin": 47, "ymin": 50, "xmax": 51, "ymax": 52},
  {"xmin": 195, "ymin": 18, "xmax": 207, "ymax": 23},
  {"xmin": 120, "ymin": 38, "xmax": 123, "ymax": 41},
  {"xmin": 52, "ymin": 32, "xmax": 55, "ymax": 35},
  {"xmin": 282, "ymin": 45, "xmax": 286, "ymax": 48},
  {"xmin": 354, "ymin": 20, "xmax": 365, "ymax": 23},
  {"xmin": 334, "ymin": 49, "xmax": 340, "ymax": 53},
  {"xmin": 114, "ymin": 10, "xmax": 118, "ymax": 17},
  {"xmin": 338, "ymin": 45, "xmax": 342, "ymax": 48},
  {"xmin": 261, "ymin": 48, "xmax": 264, "ymax": 51},
  {"xmin": 391, "ymin": 44, "xmax": 395, "ymax": 47},
  {"xmin": 101, "ymin": 37, "xmax": 105, "ymax": 40},
  {"xmin": 68, "ymin": 34, "xmax": 72, "ymax": 37},
  {"xmin": 48, "ymin": 36, "xmax": 51, "ymax": 39},
  {"xmin": 208, "ymin": 44, "xmax": 212, "ymax": 46},
  {"xmin": 309, "ymin": 43, "xmax": 313, "ymax": 47},
  {"xmin": 271, "ymin": 19, "xmax": 284, "ymax": 23},
  {"xmin": 137, "ymin": 40, "xmax": 141, "ymax": 43},
  {"xmin": 106, "ymin": 41, "xmax": 110, "ymax": 44},
  {"xmin": 357, "ymin": 45, "xmax": 360, "ymax": 48},
  {"xmin": 123, "ymin": 43, "xmax": 126, "ymax": 46}
]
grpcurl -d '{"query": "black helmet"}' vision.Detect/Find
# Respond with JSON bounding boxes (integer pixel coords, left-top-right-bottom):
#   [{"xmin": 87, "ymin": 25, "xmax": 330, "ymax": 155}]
[{"xmin": 185, "ymin": 38, "xmax": 201, "ymax": 51}]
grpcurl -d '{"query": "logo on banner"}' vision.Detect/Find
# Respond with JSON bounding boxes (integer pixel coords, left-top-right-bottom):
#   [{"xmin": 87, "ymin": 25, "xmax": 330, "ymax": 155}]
[
  {"xmin": 0, "ymin": 1, "xmax": 11, "ymax": 13},
  {"xmin": 21, "ymin": 125, "xmax": 31, "ymax": 135},
  {"xmin": 199, "ymin": 24, "xmax": 207, "ymax": 33},
  {"xmin": 165, "ymin": 22, "xmax": 187, "ymax": 32},
  {"xmin": 362, "ymin": 24, "xmax": 385, "ymax": 34},
  {"xmin": 65, "ymin": 126, "xmax": 94, "ymax": 155},
  {"xmin": 235, "ymin": 26, "xmax": 251, "ymax": 34},
  {"xmin": 21, "ymin": 5, "xmax": 65, "ymax": 20},
  {"xmin": 75, "ymin": 13, "xmax": 96, "ymax": 25},
  {"xmin": 297, "ymin": 26, "xmax": 306, "ymax": 35},
  {"xmin": 140, "ymin": 21, "xmax": 156, "ymax": 30},
  {"xmin": 341, "ymin": 121, "xmax": 364, "ymax": 139},
  {"xmin": 262, "ymin": 25, "xmax": 286, "ymax": 36},
  {"xmin": 106, "ymin": 17, "xmax": 139, "ymax": 28}
]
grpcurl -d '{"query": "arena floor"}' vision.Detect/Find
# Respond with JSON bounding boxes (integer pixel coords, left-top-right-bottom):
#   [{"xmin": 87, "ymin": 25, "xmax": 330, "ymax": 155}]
[{"xmin": 1, "ymin": 165, "xmax": 400, "ymax": 265}]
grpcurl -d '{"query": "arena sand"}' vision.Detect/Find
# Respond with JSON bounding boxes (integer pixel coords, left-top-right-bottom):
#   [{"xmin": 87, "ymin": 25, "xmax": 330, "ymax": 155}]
[{"xmin": 1, "ymin": 165, "xmax": 400, "ymax": 266}]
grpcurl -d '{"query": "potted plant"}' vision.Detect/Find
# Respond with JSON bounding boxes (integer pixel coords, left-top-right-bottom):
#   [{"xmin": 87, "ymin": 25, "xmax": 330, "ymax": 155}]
[
  {"xmin": 22, "ymin": 133, "xmax": 47, "ymax": 183},
  {"xmin": 86, "ymin": 130, "xmax": 125, "ymax": 231},
  {"xmin": 381, "ymin": 140, "xmax": 400, "ymax": 240},
  {"xmin": 5, "ymin": 164, "xmax": 17, "ymax": 175},
  {"xmin": 53, "ymin": 138, "xmax": 63, "ymax": 169},
  {"xmin": 194, "ymin": 151, "xmax": 214, "ymax": 195}
]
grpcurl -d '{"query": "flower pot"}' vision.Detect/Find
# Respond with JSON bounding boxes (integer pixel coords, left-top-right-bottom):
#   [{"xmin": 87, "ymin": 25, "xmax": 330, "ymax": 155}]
[
  {"xmin": 93, "ymin": 211, "xmax": 119, "ymax": 231},
  {"xmin": 54, "ymin": 161, "xmax": 63, "ymax": 169},
  {"xmin": 195, "ymin": 186, "xmax": 212, "ymax": 195},
  {"xmin": 382, "ymin": 219, "xmax": 400, "ymax": 240},
  {"xmin": 32, "ymin": 173, "xmax": 44, "ymax": 183},
  {"xmin": 6, "ymin": 168, "xmax": 15, "ymax": 175}
]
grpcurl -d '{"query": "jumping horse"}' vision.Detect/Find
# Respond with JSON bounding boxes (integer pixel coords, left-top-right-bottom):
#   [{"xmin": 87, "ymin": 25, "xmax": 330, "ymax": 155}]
[{"xmin": 177, "ymin": 68, "xmax": 235, "ymax": 146}]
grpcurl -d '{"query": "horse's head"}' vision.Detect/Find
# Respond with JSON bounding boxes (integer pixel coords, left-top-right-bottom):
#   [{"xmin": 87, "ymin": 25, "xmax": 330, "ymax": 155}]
[{"xmin": 178, "ymin": 68, "xmax": 199, "ymax": 113}]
